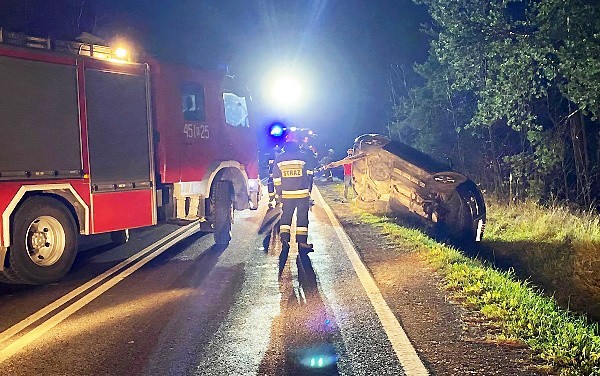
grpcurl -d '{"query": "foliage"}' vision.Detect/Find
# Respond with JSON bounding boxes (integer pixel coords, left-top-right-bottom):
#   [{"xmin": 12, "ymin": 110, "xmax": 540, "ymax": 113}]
[
  {"xmin": 390, "ymin": 0, "xmax": 600, "ymax": 207},
  {"xmin": 536, "ymin": 0, "xmax": 600, "ymax": 119}
]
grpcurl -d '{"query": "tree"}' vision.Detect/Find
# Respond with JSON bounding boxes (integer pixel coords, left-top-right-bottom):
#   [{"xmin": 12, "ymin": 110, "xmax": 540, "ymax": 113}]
[{"xmin": 395, "ymin": 0, "xmax": 600, "ymax": 206}]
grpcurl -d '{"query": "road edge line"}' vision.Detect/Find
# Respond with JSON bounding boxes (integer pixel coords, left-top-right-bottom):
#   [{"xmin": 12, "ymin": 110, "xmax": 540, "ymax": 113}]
[{"xmin": 313, "ymin": 186, "xmax": 429, "ymax": 376}]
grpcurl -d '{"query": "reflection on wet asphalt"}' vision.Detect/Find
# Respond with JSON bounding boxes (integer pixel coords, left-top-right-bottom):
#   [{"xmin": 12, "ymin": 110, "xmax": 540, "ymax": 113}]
[
  {"xmin": 259, "ymin": 227, "xmax": 342, "ymax": 375},
  {"xmin": 289, "ymin": 253, "xmax": 339, "ymax": 375},
  {"xmin": 148, "ymin": 200, "xmax": 402, "ymax": 375}
]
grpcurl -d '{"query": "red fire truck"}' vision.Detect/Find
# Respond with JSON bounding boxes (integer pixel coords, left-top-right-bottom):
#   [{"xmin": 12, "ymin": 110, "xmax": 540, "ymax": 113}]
[{"xmin": 0, "ymin": 29, "xmax": 261, "ymax": 285}]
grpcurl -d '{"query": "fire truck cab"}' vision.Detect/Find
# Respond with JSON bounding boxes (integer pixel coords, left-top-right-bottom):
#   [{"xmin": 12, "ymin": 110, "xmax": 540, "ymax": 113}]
[{"xmin": 0, "ymin": 29, "xmax": 260, "ymax": 285}]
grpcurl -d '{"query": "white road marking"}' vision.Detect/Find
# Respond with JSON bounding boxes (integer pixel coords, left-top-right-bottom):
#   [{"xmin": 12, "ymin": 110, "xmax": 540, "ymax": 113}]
[
  {"xmin": 313, "ymin": 186, "xmax": 429, "ymax": 376},
  {"xmin": 0, "ymin": 221, "xmax": 200, "ymax": 362}
]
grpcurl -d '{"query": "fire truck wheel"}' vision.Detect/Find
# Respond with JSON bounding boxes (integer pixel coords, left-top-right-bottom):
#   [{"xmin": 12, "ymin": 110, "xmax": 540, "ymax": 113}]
[
  {"xmin": 212, "ymin": 181, "xmax": 233, "ymax": 246},
  {"xmin": 110, "ymin": 229, "xmax": 130, "ymax": 246},
  {"xmin": 0, "ymin": 270, "xmax": 19, "ymax": 284},
  {"xmin": 249, "ymin": 191, "xmax": 259, "ymax": 210},
  {"xmin": 7, "ymin": 196, "xmax": 78, "ymax": 285}
]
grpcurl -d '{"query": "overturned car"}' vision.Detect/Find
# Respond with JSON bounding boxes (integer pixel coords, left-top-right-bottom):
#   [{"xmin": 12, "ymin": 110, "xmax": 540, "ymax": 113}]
[{"xmin": 350, "ymin": 134, "xmax": 486, "ymax": 242}]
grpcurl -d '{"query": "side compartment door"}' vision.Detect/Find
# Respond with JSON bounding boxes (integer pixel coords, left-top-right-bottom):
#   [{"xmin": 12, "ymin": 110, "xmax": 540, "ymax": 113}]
[
  {"xmin": 85, "ymin": 67, "xmax": 155, "ymax": 233},
  {"xmin": 0, "ymin": 55, "xmax": 82, "ymax": 179}
]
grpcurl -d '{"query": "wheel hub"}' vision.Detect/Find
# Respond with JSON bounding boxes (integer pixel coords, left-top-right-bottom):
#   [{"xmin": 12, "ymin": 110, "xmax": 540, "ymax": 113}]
[
  {"xmin": 30, "ymin": 232, "xmax": 47, "ymax": 249},
  {"xmin": 26, "ymin": 216, "xmax": 66, "ymax": 266}
]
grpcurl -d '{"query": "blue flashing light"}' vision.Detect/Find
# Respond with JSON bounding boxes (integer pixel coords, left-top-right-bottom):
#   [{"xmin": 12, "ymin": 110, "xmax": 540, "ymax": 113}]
[{"xmin": 269, "ymin": 123, "xmax": 285, "ymax": 137}]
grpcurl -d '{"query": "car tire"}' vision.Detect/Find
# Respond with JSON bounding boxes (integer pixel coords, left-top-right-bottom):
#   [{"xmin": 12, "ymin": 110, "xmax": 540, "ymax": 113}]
[
  {"xmin": 456, "ymin": 182, "xmax": 486, "ymax": 241},
  {"xmin": 441, "ymin": 188, "xmax": 479, "ymax": 242}
]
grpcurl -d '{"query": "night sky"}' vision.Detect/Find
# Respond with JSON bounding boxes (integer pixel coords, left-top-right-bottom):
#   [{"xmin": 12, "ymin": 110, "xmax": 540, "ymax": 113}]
[{"xmin": 0, "ymin": 0, "xmax": 430, "ymax": 156}]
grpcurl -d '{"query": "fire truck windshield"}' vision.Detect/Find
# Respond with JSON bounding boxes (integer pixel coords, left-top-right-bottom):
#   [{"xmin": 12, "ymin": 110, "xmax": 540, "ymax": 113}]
[{"xmin": 223, "ymin": 92, "xmax": 249, "ymax": 127}]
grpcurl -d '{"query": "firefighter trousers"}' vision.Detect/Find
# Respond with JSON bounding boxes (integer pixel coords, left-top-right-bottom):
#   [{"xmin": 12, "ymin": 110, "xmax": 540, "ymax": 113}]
[{"xmin": 279, "ymin": 197, "xmax": 310, "ymax": 244}]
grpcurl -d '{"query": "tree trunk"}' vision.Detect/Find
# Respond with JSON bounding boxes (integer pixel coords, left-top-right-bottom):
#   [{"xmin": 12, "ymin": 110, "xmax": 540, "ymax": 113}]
[
  {"xmin": 570, "ymin": 112, "xmax": 591, "ymax": 206},
  {"xmin": 487, "ymin": 122, "xmax": 505, "ymax": 196},
  {"xmin": 561, "ymin": 156, "xmax": 569, "ymax": 201}
]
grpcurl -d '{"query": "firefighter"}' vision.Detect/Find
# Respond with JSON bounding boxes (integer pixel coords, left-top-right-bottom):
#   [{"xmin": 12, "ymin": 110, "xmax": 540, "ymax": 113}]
[{"xmin": 273, "ymin": 139, "xmax": 318, "ymax": 253}]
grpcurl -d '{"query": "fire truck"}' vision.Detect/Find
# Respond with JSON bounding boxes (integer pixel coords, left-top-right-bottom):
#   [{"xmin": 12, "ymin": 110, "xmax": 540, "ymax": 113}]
[{"xmin": 0, "ymin": 29, "xmax": 261, "ymax": 285}]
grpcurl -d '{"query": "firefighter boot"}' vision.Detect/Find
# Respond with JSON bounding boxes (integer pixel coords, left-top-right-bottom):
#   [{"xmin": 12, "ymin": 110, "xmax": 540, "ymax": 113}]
[{"xmin": 298, "ymin": 242, "xmax": 314, "ymax": 254}]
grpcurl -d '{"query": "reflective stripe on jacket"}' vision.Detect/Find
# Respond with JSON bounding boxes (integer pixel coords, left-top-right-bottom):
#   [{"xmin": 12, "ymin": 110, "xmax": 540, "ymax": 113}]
[{"xmin": 273, "ymin": 148, "xmax": 317, "ymax": 198}]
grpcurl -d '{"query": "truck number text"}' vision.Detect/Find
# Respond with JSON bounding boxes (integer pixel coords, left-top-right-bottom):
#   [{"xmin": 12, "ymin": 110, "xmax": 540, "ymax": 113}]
[{"xmin": 184, "ymin": 123, "xmax": 210, "ymax": 139}]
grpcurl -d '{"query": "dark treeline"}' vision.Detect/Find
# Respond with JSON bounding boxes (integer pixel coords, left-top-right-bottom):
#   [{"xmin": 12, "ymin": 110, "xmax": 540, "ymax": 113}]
[
  {"xmin": 0, "ymin": 0, "xmax": 138, "ymax": 41},
  {"xmin": 389, "ymin": 0, "xmax": 600, "ymax": 208},
  {"xmin": 0, "ymin": 0, "xmax": 240, "ymax": 68}
]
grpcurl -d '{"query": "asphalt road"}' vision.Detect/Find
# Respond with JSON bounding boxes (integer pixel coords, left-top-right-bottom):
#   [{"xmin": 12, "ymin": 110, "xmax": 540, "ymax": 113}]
[{"xmin": 0, "ymin": 188, "xmax": 425, "ymax": 376}]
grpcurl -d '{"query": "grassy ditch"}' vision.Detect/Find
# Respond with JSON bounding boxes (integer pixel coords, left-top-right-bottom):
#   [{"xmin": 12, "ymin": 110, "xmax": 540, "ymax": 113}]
[
  {"xmin": 483, "ymin": 199, "xmax": 600, "ymax": 320},
  {"xmin": 321, "ymin": 184, "xmax": 600, "ymax": 375}
]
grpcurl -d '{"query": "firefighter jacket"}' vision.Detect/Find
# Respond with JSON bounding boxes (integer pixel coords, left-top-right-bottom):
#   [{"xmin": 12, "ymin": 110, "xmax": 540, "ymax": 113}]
[{"xmin": 273, "ymin": 148, "xmax": 318, "ymax": 199}]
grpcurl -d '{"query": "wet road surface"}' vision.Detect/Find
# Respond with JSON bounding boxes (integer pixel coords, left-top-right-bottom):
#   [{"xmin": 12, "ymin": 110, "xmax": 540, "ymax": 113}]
[{"xmin": 0, "ymin": 188, "xmax": 425, "ymax": 375}]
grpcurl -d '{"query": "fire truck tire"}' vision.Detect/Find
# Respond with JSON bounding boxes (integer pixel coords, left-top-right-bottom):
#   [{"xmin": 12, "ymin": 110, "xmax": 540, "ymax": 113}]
[
  {"xmin": 6, "ymin": 196, "xmax": 78, "ymax": 285},
  {"xmin": 250, "ymin": 191, "xmax": 259, "ymax": 210},
  {"xmin": 110, "ymin": 229, "xmax": 130, "ymax": 246},
  {"xmin": 212, "ymin": 181, "xmax": 233, "ymax": 246},
  {"xmin": 0, "ymin": 270, "xmax": 19, "ymax": 284}
]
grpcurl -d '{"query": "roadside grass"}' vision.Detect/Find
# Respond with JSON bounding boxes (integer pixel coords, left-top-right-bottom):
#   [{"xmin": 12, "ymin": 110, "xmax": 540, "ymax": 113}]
[
  {"xmin": 485, "ymin": 199, "xmax": 600, "ymax": 243},
  {"xmin": 321, "ymin": 184, "xmax": 600, "ymax": 375},
  {"xmin": 484, "ymin": 198, "xmax": 600, "ymax": 320}
]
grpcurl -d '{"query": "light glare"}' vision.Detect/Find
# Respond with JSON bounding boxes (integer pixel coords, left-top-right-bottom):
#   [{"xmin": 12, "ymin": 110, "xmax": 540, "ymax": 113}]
[
  {"xmin": 271, "ymin": 76, "xmax": 302, "ymax": 106},
  {"xmin": 115, "ymin": 47, "xmax": 128, "ymax": 59}
]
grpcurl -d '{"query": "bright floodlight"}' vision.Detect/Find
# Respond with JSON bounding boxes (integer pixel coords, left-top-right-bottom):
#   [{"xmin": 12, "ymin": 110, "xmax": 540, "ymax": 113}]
[
  {"xmin": 115, "ymin": 47, "xmax": 128, "ymax": 59},
  {"xmin": 271, "ymin": 76, "xmax": 302, "ymax": 106}
]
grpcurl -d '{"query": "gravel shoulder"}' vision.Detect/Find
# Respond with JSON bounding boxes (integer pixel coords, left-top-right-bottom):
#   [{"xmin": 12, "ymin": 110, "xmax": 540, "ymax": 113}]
[{"xmin": 317, "ymin": 182, "xmax": 552, "ymax": 375}]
